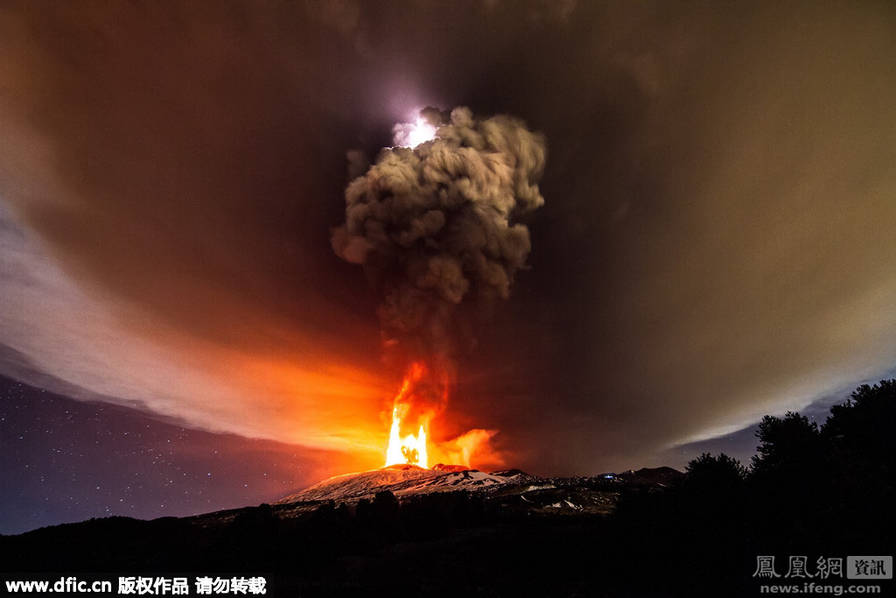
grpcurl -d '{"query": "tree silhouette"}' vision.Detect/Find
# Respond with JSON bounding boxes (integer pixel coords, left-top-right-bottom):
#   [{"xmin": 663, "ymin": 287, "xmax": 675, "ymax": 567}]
[
  {"xmin": 751, "ymin": 411, "xmax": 824, "ymax": 479},
  {"xmin": 681, "ymin": 453, "xmax": 746, "ymax": 525},
  {"xmin": 823, "ymin": 380, "xmax": 896, "ymax": 471},
  {"xmin": 686, "ymin": 452, "xmax": 747, "ymax": 489}
]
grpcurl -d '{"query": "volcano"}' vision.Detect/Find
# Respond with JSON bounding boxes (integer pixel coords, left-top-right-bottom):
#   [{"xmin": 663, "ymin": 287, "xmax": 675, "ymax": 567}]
[
  {"xmin": 276, "ymin": 464, "xmax": 531, "ymax": 504},
  {"xmin": 270, "ymin": 464, "xmax": 684, "ymax": 519},
  {"xmin": 0, "ymin": 464, "xmax": 689, "ymax": 595}
]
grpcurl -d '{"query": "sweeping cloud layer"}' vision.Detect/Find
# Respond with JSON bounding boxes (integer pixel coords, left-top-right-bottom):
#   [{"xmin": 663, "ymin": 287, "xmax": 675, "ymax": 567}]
[{"xmin": 1, "ymin": 1, "xmax": 895, "ymax": 474}]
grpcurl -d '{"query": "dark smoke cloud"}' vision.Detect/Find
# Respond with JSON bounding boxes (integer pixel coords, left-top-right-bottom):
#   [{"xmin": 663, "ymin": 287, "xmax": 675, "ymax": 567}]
[{"xmin": 332, "ymin": 107, "xmax": 546, "ymax": 367}]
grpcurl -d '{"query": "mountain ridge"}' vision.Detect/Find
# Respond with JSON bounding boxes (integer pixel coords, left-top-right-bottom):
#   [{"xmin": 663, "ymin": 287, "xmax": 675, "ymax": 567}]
[{"xmin": 276, "ymin": 464, "xmax": 533, "ymax": 504}]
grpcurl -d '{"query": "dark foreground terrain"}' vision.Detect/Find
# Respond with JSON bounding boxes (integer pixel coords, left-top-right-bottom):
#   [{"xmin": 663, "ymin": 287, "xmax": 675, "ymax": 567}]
[{"xmin": 2, "ymin": 381, "xmax": 894, "ymax": 597}]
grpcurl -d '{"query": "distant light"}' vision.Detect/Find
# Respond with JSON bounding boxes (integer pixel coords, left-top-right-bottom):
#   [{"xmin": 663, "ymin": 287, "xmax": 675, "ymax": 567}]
[{"xmin": 392, "ymin": 115, "xmax": 437, "ymax": 148}]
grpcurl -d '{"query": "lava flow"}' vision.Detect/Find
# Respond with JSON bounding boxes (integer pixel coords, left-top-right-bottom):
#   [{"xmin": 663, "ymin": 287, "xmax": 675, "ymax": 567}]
[{"xmin": 383, "ymin": 363, "xmax": 435, "ymax": 468}]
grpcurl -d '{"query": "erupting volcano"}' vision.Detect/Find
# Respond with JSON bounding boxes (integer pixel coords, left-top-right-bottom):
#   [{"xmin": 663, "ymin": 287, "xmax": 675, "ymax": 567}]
[{"xmin": 332, "ymin": 106, "xmax": 546, "ymax": 473}]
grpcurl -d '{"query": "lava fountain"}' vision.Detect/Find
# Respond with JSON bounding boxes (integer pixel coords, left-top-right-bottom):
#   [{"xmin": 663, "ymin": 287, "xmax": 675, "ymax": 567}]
[
  {"xmin": 380, "ymin": 361, "xmax": 503, "ymax": 470},
  {"xmin": 384, "ymin": 406, "xmax": 428, "ymax": 468},
  {"xmin": 383, "ymin": 362, "xmax": 440, "ymax": 468}
]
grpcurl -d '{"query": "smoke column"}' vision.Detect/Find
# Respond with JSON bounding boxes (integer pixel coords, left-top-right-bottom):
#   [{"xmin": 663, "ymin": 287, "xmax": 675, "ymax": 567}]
[{"xmin": 332, "ymin": 106, "xmax": 546, "ymax": 429}]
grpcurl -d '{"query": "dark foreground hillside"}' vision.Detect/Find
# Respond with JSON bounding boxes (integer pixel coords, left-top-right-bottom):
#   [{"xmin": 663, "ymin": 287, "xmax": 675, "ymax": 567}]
[{"xmin": 2, "ymin": 381, "xmax": 894, "ymax": 597}]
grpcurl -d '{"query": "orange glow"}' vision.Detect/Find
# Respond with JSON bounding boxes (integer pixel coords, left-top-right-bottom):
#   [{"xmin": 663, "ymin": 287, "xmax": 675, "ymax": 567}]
[
  {"xmin": 385, "ymin": 405, "xmax": 428, "ymax": 468},
  {"xmin": 384, "ymin": 363, "xmax": 430, "ymax": 468},
  {"xmin": 380, "ymin": 362, "xmax": 507, "ymax": 471},
  {"xmin": 433, "ymin": 428, "xmax": 500, "ymax": 468}
]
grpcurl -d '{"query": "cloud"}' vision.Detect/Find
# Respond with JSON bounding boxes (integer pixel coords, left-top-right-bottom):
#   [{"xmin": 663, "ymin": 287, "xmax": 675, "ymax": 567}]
[
  {"xmin": 0, "ymin": 203, "xmax": 389, "ymax": 458},
  {"xmin": 0, "ymin": 1, "xmax": 894, "ymax": 475}
]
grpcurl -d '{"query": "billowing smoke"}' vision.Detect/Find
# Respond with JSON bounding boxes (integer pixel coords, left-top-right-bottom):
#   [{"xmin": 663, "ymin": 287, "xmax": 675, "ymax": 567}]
[
  {"xmin": 332, "ymin": 107, "xmax": 546, "ymax": 365},
  {"xmin": 331, "ymin": 106, "xmax": 546, "ymax": 437}
]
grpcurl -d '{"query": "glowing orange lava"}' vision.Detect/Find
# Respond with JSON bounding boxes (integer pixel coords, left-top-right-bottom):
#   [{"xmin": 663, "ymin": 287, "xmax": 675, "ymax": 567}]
[
  {"xmin": 384, "ymin": 363, "xmax": 430, "ymax": 468},
  {"xmin": 385, "ymin": 405, "xmax": 428, "ymax": 468}
]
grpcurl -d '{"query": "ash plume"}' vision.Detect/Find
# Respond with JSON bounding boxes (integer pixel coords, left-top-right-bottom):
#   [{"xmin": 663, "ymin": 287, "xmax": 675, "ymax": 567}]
[{"xmin": 332, "ymin": 107, "xmax": 546, "ymax": 373}]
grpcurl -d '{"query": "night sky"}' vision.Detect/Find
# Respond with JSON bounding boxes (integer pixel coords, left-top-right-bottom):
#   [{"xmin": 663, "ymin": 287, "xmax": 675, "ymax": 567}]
[
  {"xmin": 2, "ymin": 1, "xmax": 895, "ymax": 534},
  {"xmin": 0, "ymin": 375, "xmax": 339, "ymax": 535}
]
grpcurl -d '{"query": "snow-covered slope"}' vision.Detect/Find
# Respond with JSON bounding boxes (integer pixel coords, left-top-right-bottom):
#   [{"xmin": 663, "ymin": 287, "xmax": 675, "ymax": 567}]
[
  {"xmin": 277, "ymin": 464, "xmax": 529, "ymax": 504},
  {"xmin": 274, "ymin": 464, "xmax": 683, "ymax": 517}
]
